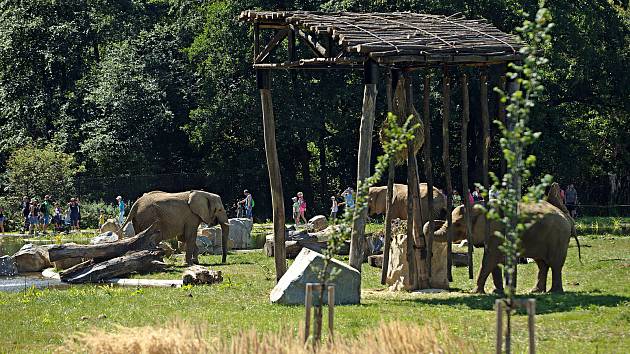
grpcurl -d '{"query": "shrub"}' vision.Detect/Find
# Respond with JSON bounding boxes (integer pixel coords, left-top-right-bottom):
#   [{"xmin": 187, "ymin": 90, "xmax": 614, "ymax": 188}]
[{"xmin": 77, "ymin": 200, "xmax": 119, "ymax": 229}]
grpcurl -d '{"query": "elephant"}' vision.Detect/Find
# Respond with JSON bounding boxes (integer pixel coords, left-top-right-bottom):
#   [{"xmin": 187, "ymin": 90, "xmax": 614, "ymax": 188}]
[
  {"xmin": 368, "ymin": 183, "xmax": 447, "ymax": 224},
  {"xmin": 122, "ymin": 190, "xmax": 230, "ymax": 265},
  {"xmin": 426, "ymin": 201, "xmax": 580, "ymax": 293}
]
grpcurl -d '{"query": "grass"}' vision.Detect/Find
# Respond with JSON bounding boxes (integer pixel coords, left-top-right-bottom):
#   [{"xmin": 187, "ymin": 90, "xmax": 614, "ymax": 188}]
[{"xmin": 0, "ymin": 226, "xmax": 628, "ymax": 353}]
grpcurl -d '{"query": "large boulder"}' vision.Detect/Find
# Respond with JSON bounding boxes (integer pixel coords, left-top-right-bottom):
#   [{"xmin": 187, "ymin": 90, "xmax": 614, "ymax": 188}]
[
  {"xmin": 308, "ymin": 215, "xmax": 328, "ymax": 232},
  {"xmin": 99, "ymin": 219, "xmax": 119, "ymax": 234},
  {"xmin": 122, "ymin": 222, "xmax": 135, "ymax": 238},
  {"xmin": 90, "ymin": 231, "xmax": 119, "ymax": 244},
  {"xmin": 13, "ymin": 244, "xmax": 52, "ymax": 273},
  {"xmin": 0, "ymin": 256, "xmax": 18, "ymax": 276},
  {"xmin": 196, "ymin": 235, "xmax": 234, "ymax": 255},
  {"xmin": 270, "ymin": 248, "xmax": 361, "ymax": 305},
  {"xmin": 228, "ymin": 218, "xmax": 253, "ymax": 249},
  {"xmin": 196, "ymin": 236, "xmax": 213, "ymax": 255}
]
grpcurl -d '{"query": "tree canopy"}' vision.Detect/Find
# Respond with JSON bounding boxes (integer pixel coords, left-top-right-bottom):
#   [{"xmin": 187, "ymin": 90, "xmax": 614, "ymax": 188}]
[{"xmin": 0, "ymin": 0, "xmax": 627, "ymax": 216}]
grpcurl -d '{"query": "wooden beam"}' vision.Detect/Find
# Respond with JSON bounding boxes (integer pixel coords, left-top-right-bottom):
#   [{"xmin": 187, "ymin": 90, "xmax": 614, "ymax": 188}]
[
  {"xmin": 422, "ymin": 72, "xmax": 435, "ymax": 281},
  {"xmin": 258, "ymin": 69, "xmax": 287, "ymax": 281},
  {"xmin": 480, "ymin": 70, "xmax": 491, "ymax": 258},
  {"xmin": 349, "ymin": 60, "xmax": 379, "ymax": 272},
  {"xmin": 254, "ymin": 23, "xmax": 260, "ymax": 61},
  {"xmin": 441, "ymin": 66, "xmax": 454, "ymax": 285},
  {"xmin": 288, "ymin": 27, "xmax": 296, "ymax": 61},
  {"xmin": 255, "ymin": 29, "xmax": 289, "ymax": 63},
  {"xmin": 381, "ymin": 69, "xmax": 398, "ymax": 285},
  {"xmin": 498, "ymin": 74, "xmax": 507, "ymax": 177},
  {"xmin": 461, "ymin": 72, "xmax": 474, "ymax": 280},
  {"xmin": 294, "ymin": 26, "xmax": 328, "ymax": 57}
]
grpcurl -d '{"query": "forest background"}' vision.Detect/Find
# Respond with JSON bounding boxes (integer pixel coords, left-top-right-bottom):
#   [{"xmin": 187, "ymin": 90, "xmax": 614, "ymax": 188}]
[{"xmin": 0, "ymin": 0, "xmax": 628, "ymax": 220}]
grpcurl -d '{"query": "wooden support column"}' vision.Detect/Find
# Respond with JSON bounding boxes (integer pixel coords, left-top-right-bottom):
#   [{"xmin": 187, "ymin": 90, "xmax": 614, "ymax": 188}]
[
  {"xmin": 422, "ymin": 72, "xmax": 435, "ymax": 279},
  {"xmin": 349, "ymin": 60, "xmax": 379, "ymax": 272},
  {"xmin": 505, "ymin": 76, "xmax": 521, "ymax": 291},
  {"xmin": 480, "ymin": 70, "xmax": 492, "ymax": 269},
  {"xmin": 258, "ymin": 69, "xmax": 286, "ymax": 281},
  {"xmin": 413, "ymin": 73, "xmax": 428, "ymax": 289},
  {"xmin": 381, "ymin": 69, "xmax": 399, "ymax": 285},
  {"xmin": 461, "ymin": 73, "xmax": 474, "ymax": 280},
  {"xmin": 441, "ymin": 66, "xmax": 454, "ymax": 284},
  {"xmin": 498, "ymin": 74, "xmax": 507, "ymax": 177},
  {"xmin": 253, "ymin": 23, "xmax": 260, "ymax": 61}
]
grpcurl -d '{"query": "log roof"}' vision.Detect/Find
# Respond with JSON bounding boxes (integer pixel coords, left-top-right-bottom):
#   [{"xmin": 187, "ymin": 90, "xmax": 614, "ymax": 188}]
[{"xmin": 240, "ymin": 10, "xmax": 523, "ymax": 69}]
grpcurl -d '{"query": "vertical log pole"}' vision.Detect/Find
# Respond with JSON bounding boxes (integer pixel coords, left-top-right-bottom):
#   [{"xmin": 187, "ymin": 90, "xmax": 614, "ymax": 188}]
[
  {"xmin": 328, "ymin": 285, "xmax": 335, "ymax": 339},
  {"xmin": 381, "ymin": 69, "xmax": 399, "ymax": 285},
  {"xmin": 422, "ymin": 72, "xmax": 435, "ymax": 280},
  {"xmin": 349, "ymin": 60, "xmax": 379, "ymax": 272},
  {"xmin": 258, "ymin": 69, "xmax": 286, "ymax": 281},
  {"xmin": 495, "ymin": 299, "xmax": 504, "ymax": 354},
  {"xmin": 505, "ymin": 77, "xmax": 520, "ymax": 291},
  {"xmin": 403, "ymin": 74, "xmax": 418, "ymax": 289},
  {"xmin": 461, "ymin": 73, "xmax": 474, "ymax": 280},
  {"xmin": 480, "ymin": 70, "xmax": 492, "ymax": 276},
  {"xmin": 441, "ymin": 66, "xmax": 454, "ymax": 284},
  {"xmin": 528, "ymin": 299, "xmax": 536, "ymax": 354},
  {"xmin": 254, "ymin": 23, "xmax": 260, "ymax": 61},
  {"xmin": 498, "ymin": 75, "xmax": 507, "ymax": 177},
  {"xmin": 304, "ymin": 283, "xmax": 313, "ymax": 343},
  {"xmin": 413, "ymin": 74, "xmax": 428, "ymax": 289}
]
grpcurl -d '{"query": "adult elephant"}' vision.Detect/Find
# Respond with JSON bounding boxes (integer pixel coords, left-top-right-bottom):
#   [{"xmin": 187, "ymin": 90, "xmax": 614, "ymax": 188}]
[
  {"xmin": 368, "ymin": 183, "xmax": 447, "ymax": 224},
  {"xmin": 122, "ymin": 190, "xmax": 230, "ymax": 265},
  {"xmin": 426, "ymin": 201, "xmax": 580, "ymax": 293}
]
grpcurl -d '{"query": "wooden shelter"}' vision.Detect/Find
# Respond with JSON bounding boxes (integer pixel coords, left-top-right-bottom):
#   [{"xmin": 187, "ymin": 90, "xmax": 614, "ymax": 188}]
[{"xmin": 239, "ymin": 11, "xmax": 522, "ymax": 289}]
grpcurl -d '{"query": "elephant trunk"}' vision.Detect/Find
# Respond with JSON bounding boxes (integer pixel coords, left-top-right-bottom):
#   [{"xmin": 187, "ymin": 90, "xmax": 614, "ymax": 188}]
[
  {"xmin": 220, "ymin": 222, "xmax": 229, "ymax": 263},
  {"xmin": 424, "ymin": 220, "xmax": 448, "ymax": 242}
]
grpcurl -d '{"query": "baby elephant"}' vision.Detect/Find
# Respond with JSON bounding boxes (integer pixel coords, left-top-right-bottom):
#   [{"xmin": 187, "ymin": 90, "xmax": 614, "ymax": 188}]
[{"xmin": 426, "ymin": 201, "xmax": 580, "ymax": 293}]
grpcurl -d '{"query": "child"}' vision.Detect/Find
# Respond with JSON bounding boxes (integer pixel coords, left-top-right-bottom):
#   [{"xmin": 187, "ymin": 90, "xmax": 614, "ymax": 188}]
[
  {"xmin": 53, "ymin": 203, "xmax": 62, "ymax": 233},
  {"xmin": 330, "ymin": 196, "xmax": 338, "ymax": 220},
  {"xmin": 29, "ymin": 199, "xmax": 39, "ymax": 236},
  {"xmin": 292, "ymin": 197, "xmax": 300, "ymax": 225},
  {"xmin": 0, "ymin": 207, "xmax": 5, "ymax": 235},
  {"xmin": 99, "ymin": 209, "xmax": 105, "ymax": 228},
  {"xmin": 297, "ymin": 192, "xmax": 307, "ymax": 225}
]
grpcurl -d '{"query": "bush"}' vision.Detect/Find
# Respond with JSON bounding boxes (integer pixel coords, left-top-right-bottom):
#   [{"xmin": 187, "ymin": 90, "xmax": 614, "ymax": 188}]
[{"xmin": 77, "ymin": 200, "xmax": 119, "ymax": 230}]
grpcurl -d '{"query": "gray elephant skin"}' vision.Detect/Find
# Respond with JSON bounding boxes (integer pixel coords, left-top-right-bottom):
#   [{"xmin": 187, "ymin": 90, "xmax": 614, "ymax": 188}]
[
  {"xmin": 368, "ymin": 183, "xmax": 447, "ymax": 224},
  {"xmin": 428, "ymin": 201, "xmax": 579, "ymax": 293},
  {"xmin": 122, "ymin": 190, "xmax": 229, "ymax": 265}
]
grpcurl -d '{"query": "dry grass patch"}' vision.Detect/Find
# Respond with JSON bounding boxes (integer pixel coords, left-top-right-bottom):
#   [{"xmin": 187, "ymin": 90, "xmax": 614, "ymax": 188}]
[{"xmin": 60, "ymin": 320, "xmax": 472, "ymax": 354}]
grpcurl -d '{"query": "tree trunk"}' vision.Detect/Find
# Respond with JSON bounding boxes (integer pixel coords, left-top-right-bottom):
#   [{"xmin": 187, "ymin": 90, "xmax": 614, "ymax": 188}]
[
  {"xmin": 461, "ymin": 73, "xmax": 474, "ymax": 280},
  {"xmin": 60, "ymin": 249, "xmax": 166, "ymax": 283}
]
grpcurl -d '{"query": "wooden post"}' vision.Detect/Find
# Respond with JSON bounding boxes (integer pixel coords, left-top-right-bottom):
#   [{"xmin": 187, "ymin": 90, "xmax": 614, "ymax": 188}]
[
  {"xmin": 349, "ymin": 60, "xmax": 379, "ymax": 271},
  {"xmin": 328, "ymin": 285, "xmax": 335, "ymax": 338},
  {"xmin": 461, "ymin": 73, "xmax": 474, "ymax": 280},
  {"xmin": 495, "ymin": 299, "xmax": 504, "ymax": 354},
  {"xmin": 480, "ymin": 70, "xmax": 492, "ymax": 275},
  {"xmin": 403, "ymin": 73, "xmax": 418, "ymax": 289},
  {"xmin": 422, "ymin": 72, "xmax": 435, "ymax": 280},
  {"xmin": 304, "ymin": 283, "xmax": 313, "ymax": 343},
  {"xmin": 498, "ymin": 74, "xmax": 507, "ymax": 177},
  {"xmin": 253, "ymin": 23, "xmax": 260, "ymax": 61},
  {"xmin": 441, "ymin": 66, "xmax": 454, "ymax": 284},
  {"xmin": 528, "ymin": 299, "xmax": 536, "ymax": 354},
  {"xmin": 381, "ymin": 69, "xmax": 399, "ymax": 285},
  {"xmin": 505, "ymin": 77, "xmax": 520, "ymax": 291},
  {"xmin": 258, "ymin": 69, "xmax": 287, "ymax": 281}
]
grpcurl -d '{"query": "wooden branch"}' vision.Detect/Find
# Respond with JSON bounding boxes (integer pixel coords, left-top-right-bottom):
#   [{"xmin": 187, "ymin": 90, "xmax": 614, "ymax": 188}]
[
  {"xmin": 255, "ymin": 29, "xmax": 289, "ymax": 63},
  {"xmin": 48, "ymin": 225, "xmax": 161, "ymax": 262}
]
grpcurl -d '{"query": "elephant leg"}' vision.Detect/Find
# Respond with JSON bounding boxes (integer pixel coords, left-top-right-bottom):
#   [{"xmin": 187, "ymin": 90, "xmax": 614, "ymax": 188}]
[
  {"xmin": 531, "ymin": 259, "xmax": 549, "ymax": 293},
  {"xmin": 549, "ymin": 264, "xmax": 564, "ymax": 293},
  {"xmin": 474, "ymin": 252, "xmax": 496, "ymax": 294},
  {"xmin": 184, "ymin": 226, "xmax": 198, "ymax": 266},
  {"xmin": 491, "ymin": 266, "xmax": 504, "ymax": 295}
]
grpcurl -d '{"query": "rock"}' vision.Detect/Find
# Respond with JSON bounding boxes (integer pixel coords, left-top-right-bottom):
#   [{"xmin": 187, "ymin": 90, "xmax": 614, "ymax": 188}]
[
  {"xmin": 228, "ymin": 218, "xmax": 253, "ymax": 249},
  {"xmin": 99, "ymin": 219, "xmax": 119, "ymax": 234},
  {"xmin": 158, "ymin": 242, "xmax": 175, "ymax": 257},
  {"xmin": 0, "ymin": 256, "xmax": 18, "ymax": 276},
  {"xmin": 122, "ymin": 222, "xmax": 135, "ymax": 238},
  {"xmin": 196, "ymin": 236, "xmax": 213, "ymax": 255},
  {"xmin": 264, "ymin": 239, "xmax": 274, "ymax": 257},
  {"xmin": 452, "ymin": 252, "xmax": 469, "ymax": 267},
  {"xmin": 182, "ymin": 265, "xmax": 223, "ymax": 285},
  {"xmin": 270, "ymin": 248, "xmax": 361, "ymax": 305},
  {"xmin": 429, "ymin": 241, "xmax": 448, "ymax": 289},
  {"xmin": 13, "ymin": 244, "xmax": 52, "ymax": 273},
  {"xmin": 196, "ymin": 235, "xmax": 234, "ymax": 255},
  {"xmin": 54, "ymin": 257, "xmax": 84, "ymax": 270},
  {"xmin": 368, "ymin": 254, "xmax": 383, "ymax": 268},
  {"xmin": 309, "ymin": 225, "xmax": 343, "ymax": 241},
  {"xmin": 386, "ymin": 234, "xmax": 449, "ymax": 291},
  {"xmin": 307, "ymin": 215, "xmax": 328, "ymax": 232},
  {"xmin": 91, "ymin": 231, "xmax": 119, "ymax": 244}
]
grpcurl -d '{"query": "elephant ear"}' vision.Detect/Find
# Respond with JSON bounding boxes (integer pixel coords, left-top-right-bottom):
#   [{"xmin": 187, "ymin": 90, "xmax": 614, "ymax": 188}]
[{"xmin": 188, "ymin": 191, "xmax": 214, "ymax": 226}]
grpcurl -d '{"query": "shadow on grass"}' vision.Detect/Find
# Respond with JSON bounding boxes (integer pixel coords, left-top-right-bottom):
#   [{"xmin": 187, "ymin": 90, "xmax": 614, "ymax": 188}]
[{"xmin": 401, "ymin": 292, "xmax": 630, "ymax": 314}]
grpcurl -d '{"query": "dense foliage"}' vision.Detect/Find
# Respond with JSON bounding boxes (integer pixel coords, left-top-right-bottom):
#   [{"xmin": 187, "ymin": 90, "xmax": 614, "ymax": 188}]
[{"xmin": 0, "ymin": 0, "xmax": 627, "ymax": 218}]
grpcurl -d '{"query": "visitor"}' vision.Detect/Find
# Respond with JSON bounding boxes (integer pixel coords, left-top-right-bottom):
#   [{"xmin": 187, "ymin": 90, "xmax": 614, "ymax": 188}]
[
  {"xmin": 76, "ymin": 197, "xmax": 82, "ymax": 229},
  {"xmin": 41, "ymin": 195, "xmax": 52, "ymax": 235},
  {"xmin": 116, "ymin": 196, "xmax": 125, "ymax": 225},
  {"xmin": 0, "ymin": 206, "xmax": 5, "ymax": 235},
  {"xmin": 21, "ymin": 196, "xmax": 30, "ymax": 233},
  {"xmin": 467, "ymin": 189, "xmax": 474, "ymax": 206},
  {"xmin": 330, "ymin": 196, "xmax": 339, "ymax": 220},
  {"xmin": 68, "ymin": 198, "xmax": 80, "ymax": 232},
  {"xmin": 342, "ymin": 187, "xmax": 355, "ymax": 210},
  {"xmin": 53, "ymin": 203, "xmax": 63, "ymax": 232},
  {"xmin": 99, "ymin": 209, "xmax": 105, "ymax": 227},
  {"xmin": 489, "ymin": 186, "xmax": 499, "ymax": 202},
  {"xmin": 29, "ymin": 199, "xmax": 39, "ymax": 236},
  {"xmin": 297, "ymin": 192, "xmax": 307, "ymax": 225},
  {"xmin": 452, "ymin": 190, "xmax": 462, "ymax": 206},
  {"xmin": 291, "ymin": 197, "xmax": 300, "ymax": 225},
  {"xmin": 472, "ymin": 186, "xmax": 484, "ymax": 204},
  {"xmin": 240, "ymin": 190, "xmax": 253, "ymax": 220},
  {"xmin": 565, "ymin": 184, "xmax": 578, "ymax": 218}
]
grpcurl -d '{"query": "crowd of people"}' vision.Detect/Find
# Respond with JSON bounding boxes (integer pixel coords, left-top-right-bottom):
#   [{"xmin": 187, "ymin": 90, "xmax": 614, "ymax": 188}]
[{"xmin": 14, "ymin": 195, "xmax": 83, "ymax": 236}]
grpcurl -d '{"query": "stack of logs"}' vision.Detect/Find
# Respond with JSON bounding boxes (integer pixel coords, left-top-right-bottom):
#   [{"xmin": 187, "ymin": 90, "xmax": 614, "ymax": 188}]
[{"xmin": 47, "ymin": 224, "xmax": 166, "ymax": 283}]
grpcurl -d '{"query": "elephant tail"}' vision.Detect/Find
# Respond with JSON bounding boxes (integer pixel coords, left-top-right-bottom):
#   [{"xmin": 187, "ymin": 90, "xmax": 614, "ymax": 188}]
[{"xmin": 572, "ymin": 223, "xmax": 582, "ymax": 264}]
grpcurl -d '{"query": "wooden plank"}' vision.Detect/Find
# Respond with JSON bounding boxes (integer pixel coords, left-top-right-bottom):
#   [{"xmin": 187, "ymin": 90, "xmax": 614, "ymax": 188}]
[
  {"xmin": 349, "ymin": 61, "xmax": 379, "ymax": 272},
  {"xmin": 461, "ymin": 73, "xmax": 474, "ymax": 280},
  {"xmin": 441, "ymin": 66, "xmax": 454, "ymax": 284},
  {"xmin": 381, "ymin": 69, "xmax": 397, "ymax": 285},
  {"xmin": 255, "ymin": 29, "xmax": 289, "ymax": 63},
  {"xmin": 259, "ymin": 70, "xmax": 287, "ymax": 281}
]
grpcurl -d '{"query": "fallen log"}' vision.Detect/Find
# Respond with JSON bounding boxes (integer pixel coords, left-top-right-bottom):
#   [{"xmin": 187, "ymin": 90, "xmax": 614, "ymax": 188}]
[
  {"xmin": 60, "ymin": 249, "xmax": 166, "ymax": 284},
  {"xmin": 182, "ymin": 265, "xmax": 223, "ymax": 285},
  {"xmin": 368, "ymin": 254, "xmax": 384, "ymax": 268},
  {"xmin": 48, "ymin": 224, "xmax": 161, "ymax": 262}
]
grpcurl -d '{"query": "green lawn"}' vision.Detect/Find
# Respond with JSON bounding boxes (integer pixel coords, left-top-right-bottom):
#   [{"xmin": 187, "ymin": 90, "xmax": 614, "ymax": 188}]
[{"xmin": 0, "ymin": 230, "xmax": 628, "ymax": 353}]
